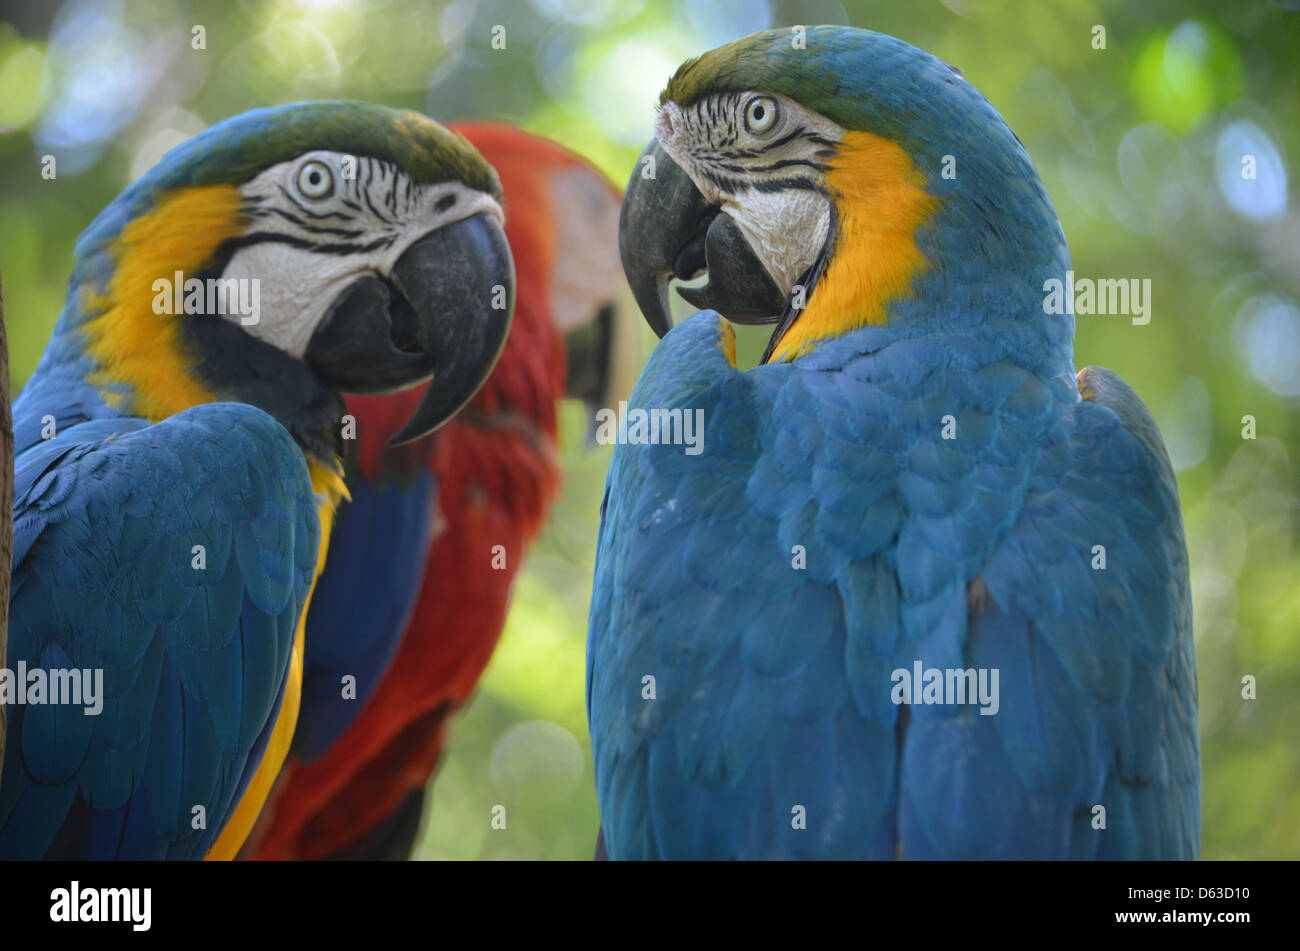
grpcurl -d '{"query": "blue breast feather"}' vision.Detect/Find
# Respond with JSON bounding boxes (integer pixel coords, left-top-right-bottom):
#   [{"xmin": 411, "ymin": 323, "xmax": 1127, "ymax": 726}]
[{"xmin": 587, "ymin": 312, "xmax": 1197, "ymax": 859}]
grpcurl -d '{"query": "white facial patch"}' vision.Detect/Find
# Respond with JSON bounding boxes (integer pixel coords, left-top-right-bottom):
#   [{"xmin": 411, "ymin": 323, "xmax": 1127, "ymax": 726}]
[
  {"xmin": 223, "ymin": 150, "xmax": 504, "ymax": 358},
  {"xmin": 655, "ymin": 93, "xmax": 845, "ymax": 295},
  {"xmin": 546, "ymin": 165, "xmax": 623, "ymax": 332},
  {"xmin": 724, "ymin": 188, "xmax": 830, "ymax": 295}
]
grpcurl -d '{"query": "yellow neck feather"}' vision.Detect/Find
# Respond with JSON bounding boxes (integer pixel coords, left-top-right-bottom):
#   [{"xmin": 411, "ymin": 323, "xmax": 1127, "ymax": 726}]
[
  {"xmin": 767, "ymin": 131, "xmax": 938, "ymax": 363},
  {"xmin": 80, "ymin": 185, "xmax": 248, "ymax": 419}
]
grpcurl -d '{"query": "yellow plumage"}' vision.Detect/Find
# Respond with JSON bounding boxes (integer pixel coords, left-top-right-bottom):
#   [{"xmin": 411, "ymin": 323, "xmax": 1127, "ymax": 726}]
[{"xmin": 769, "ymin": 131, "xmax": 938, "ymax": 363}]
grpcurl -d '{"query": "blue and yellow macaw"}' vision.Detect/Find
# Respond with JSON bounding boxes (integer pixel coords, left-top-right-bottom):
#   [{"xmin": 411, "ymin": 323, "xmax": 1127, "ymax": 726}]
[
  {"xmin": 591, "ymin": 27, "xmax": 1199, "ymax": 859},
  {"xmin": 0, "ymin": 101, "xmax": 514, "ymax": 859}
]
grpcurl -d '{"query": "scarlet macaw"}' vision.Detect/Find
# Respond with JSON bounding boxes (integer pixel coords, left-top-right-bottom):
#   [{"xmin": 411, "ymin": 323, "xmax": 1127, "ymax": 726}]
[
  {"xmin": 591, "ymin": 27, "xmax": 1198, "ymax": 859},
  {"xmin": 247, "ymin": 123, "xmax": 631, "ymax": 860},
  {"xmin": 0, "ymin": 102, "xmax": 513, "ymax": 859}
]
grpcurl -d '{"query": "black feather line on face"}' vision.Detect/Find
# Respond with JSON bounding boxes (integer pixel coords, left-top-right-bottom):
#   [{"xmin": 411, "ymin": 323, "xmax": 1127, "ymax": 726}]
[
  {"xmin": 718, "ymin": 128, "xmax": 830, "ymax": 160},
  {"xmin": 361, "ymin": 184, "xmax": 392, "ymax": 224},
  {"xmin": 712, "ymin": 158, "xmax": 829, "ymax": 175},
  {"xmin": 699, "ymin": 168, "xmax": 743, "ymax": 195},
  {"xmin": 312, "ymin": 235, "xmax": 399, "ymax": 255},
  {"xmin": 761, "ymin": 126, "xmax": 806, "ymax": 151},
  {"xmin": 752, "ymin": 176, "xmax": 820, "ymax": 193},
  {"xmin": 359, "ymin": 159, "xmax": 395, "ymax": 224},
  {"xmin": 210, "ymin": 230, "xmax": 317, "ymax": 258},
  {"xmin": 258, "ymin": 205, "xmax": 364, "ymax": 238}
]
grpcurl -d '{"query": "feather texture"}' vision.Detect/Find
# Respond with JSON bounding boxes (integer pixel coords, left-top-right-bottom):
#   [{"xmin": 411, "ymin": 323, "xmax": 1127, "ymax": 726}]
[{"xmin": 0, "ymin": 404, "xmax": 318, "ymax": 858}]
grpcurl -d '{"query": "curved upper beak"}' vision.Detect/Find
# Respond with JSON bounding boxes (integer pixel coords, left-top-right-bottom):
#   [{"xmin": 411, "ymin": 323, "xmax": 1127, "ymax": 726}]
[
  {"xmin": 305, "ymin": 211, "xmax": 514, "ymax": 445},
  {"xmin": 618, "ymin": 138, "xmax": 784, "ymax": 339}
]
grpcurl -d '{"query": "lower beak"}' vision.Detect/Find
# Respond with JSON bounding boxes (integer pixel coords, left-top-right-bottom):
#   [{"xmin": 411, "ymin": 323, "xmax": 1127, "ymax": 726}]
[
  {"xmin": 618, "ymin": 138, "xmax": 784, "ymax": 338},
  {"xmin": 306, "ymin": 212, "xmax": 514, "ymax": 445}
]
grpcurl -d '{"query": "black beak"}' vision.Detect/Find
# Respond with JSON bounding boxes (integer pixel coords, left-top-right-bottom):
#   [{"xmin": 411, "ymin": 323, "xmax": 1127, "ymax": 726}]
[
  {"xmin": 618, "ymin": 138, "xmax": 784, "ymax": 339},
  {"xmin": 306, "ymin": 212, "xmax": 514, "ymax": 446}
]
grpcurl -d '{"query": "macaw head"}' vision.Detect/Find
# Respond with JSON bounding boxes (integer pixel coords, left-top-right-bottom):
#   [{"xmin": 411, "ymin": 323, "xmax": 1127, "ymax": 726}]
[
  {"xmin": 620, "ymin": 26, "xmax": 1071, "ymax": 365},
  {"xmin": 65, "ymin": 100, "xmax": 514, "ymax": 455},
  {"xmin": 345, "ymin": 122, "xmax": 641, "ymax": 483}
]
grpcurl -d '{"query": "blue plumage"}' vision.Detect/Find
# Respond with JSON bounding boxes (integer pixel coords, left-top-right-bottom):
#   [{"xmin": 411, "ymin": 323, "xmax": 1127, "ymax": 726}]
[
  {"xmin": 1, "ymin": 404, "xmax": 317, "ymax": 858},
  {"xmin": 293, "ymin": 468, "xmax": 435, "ymax": 762},
  {"xmin": 590, "ymin": 314, "xmax": 1196, "ymax": 859},
  {"xmin": 590, "ymin": 27, "xmax": 1198, "ymax": 859}
]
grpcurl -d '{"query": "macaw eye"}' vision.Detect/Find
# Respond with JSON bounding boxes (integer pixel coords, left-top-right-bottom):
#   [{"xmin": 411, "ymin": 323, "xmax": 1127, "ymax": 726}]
[
  {"xmin": 744, "ymin": 96, "xmax": 778, "ymax": 135},
  {"xmin": 297, "ymin": 160, "xmax": 334, "ymax": 199}
]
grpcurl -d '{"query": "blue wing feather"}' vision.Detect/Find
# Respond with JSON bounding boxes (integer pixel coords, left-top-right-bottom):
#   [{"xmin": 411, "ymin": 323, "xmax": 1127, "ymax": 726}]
[{"xmin": 0, "ymin": 401, "xmax": 319, "ymax": 859}]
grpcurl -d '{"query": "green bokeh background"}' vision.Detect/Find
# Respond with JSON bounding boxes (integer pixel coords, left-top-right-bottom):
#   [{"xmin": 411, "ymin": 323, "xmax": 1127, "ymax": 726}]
[{"xmin": 1, "ymin": 0, "xmax": 1296, "ymax": 859}]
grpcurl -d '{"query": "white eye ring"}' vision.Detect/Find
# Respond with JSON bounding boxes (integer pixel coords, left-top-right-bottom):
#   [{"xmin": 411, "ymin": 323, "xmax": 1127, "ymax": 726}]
[
  {"xmin": 744, "ymin": 96, "xmax": 778, "ymax": 135},
  {"xmin": 297, "ymin": 160, "xmax": 333, "ymax": 199}
]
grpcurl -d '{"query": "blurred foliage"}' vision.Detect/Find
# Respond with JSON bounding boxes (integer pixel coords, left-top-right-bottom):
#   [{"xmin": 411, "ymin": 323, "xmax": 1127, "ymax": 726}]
[{"xmin": 1, "ymin": 0, "xmax": 1297, "ymax": 860}]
